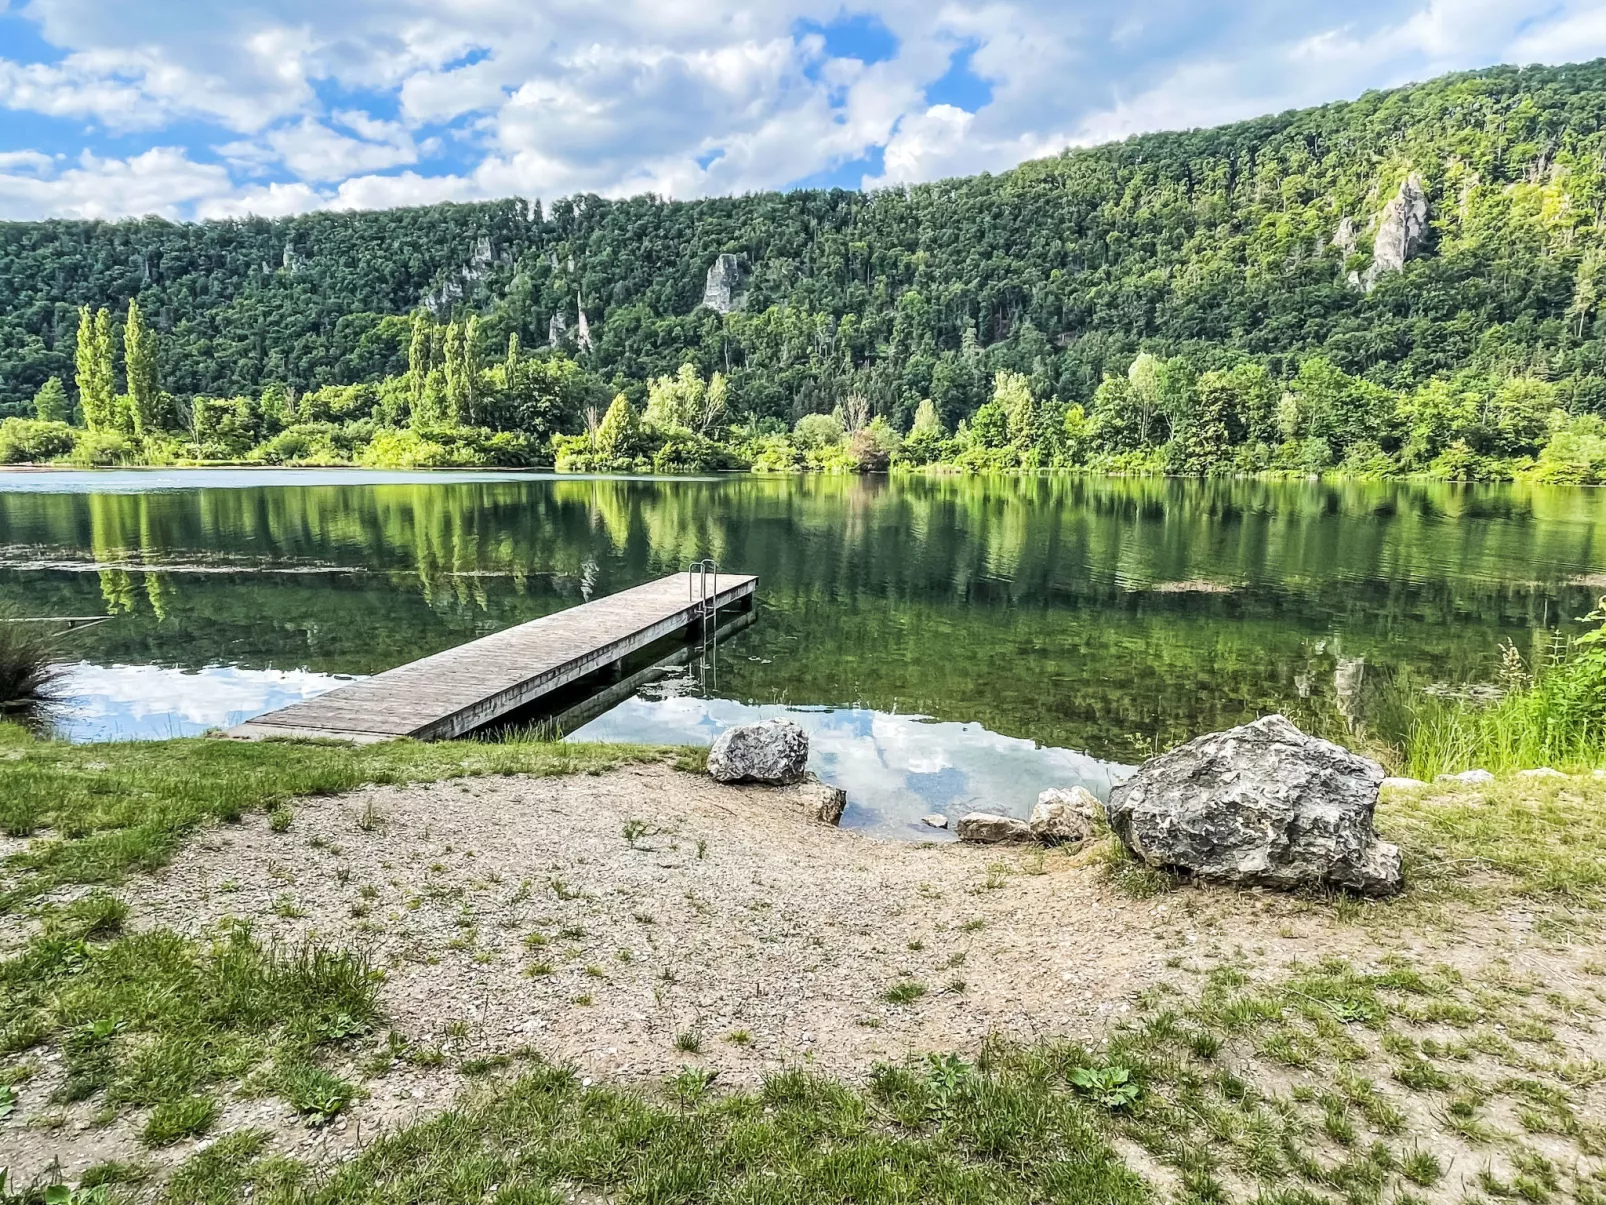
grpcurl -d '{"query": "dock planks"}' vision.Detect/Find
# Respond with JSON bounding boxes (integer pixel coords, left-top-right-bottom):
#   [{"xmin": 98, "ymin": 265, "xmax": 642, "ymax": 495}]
[{"xmin": 225, "ymin": 572, "xmax": 757, "ymax": 743}]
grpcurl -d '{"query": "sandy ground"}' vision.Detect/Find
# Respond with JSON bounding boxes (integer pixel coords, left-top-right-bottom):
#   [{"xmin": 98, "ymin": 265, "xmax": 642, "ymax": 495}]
[{"xmin": 0, "ymin": 762, "xmax": 1591, "ymax": 1186}]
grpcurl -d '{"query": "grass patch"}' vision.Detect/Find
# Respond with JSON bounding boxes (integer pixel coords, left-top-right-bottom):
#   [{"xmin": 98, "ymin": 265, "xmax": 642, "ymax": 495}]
[
  {"xmin": 883, "ymin": 981, "xmax": 928, "ymax": 1005},
  {"xmin": 157, "ymin": 1059, "xmax": 1149, "ymax": 1205},
  {"xmin": 1380, "ymin": 774, "xmax": 1606, "ymax": 910},
  {"xmin": 0, "ymin": 609, "xmax": 66, "ymax": 718},
  {"xmin": 1401, "ymin": 606, "xmax": 1606, "ymax": 780},
  {"xmin": 0, "ymin": 722, "xmax": 663, "ymax": 909},
  {"xmin": 141, "ymin": 1094, "xmax": 219, "ymax": 1146},
  {"xmin": 0, "ymin": 910, "xmax": 378, "ymax": 1126},
  {"xmin": 670, "ymin": 745, "xmax": 710, "ymax": 774}
]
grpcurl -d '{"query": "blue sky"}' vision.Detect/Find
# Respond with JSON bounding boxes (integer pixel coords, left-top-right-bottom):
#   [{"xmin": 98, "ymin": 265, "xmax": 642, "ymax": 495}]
[{"xmin": 2, "ymin": 0, "xmax": 1605, "ymax": 220}]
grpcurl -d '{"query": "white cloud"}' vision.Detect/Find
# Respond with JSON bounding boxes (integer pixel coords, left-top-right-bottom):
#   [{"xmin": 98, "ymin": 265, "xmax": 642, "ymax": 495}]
[
  {"xmin": 0, "ymin": 146, "xmax": 232, "ymax": 220},
  {"xmin": 5, "ymin": 0, "xmax": 1606, "ymax": 220}
]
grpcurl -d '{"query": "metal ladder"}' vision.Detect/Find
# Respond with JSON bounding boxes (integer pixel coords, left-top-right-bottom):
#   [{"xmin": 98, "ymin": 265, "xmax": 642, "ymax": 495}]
[{"xmin": 686, "ymin": 559, "xmax": 720, "ymax": 692}]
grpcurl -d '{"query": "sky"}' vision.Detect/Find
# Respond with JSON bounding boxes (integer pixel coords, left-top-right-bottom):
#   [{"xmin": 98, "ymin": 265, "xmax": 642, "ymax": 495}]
[{"xmin": 1, "ymin": 0, "xmax": 1605, "ymax": 222}]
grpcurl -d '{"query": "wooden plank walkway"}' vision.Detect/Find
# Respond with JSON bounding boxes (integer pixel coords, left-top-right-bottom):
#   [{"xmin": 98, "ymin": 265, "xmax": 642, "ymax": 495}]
[{"xmin": 225, "ymin": 572, "xmax": 757, "ymax": 743}]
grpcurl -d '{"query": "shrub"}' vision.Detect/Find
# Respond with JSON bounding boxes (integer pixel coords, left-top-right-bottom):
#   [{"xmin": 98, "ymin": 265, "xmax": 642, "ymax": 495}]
[
  {"xmin": 361, "ymin": 425, "xmax": 535, "ymax": 469},
  {"xmin": 1527, "ymin": 415, "xmax": 1606, "ymax": 484},
  {"xmin": 67, "ymin": 430, "xmax": 131, "ymax": 466},
  {"xmin": 0, "ymin": 418, "xmax": 77, "ymax": 464},
  {"xmin": 792, "ymin": 412, "xmax": 845, "ymax": 450},
  {"xmin": 0, "ymin": 611, "xmax": 63, "ymax": 713}
]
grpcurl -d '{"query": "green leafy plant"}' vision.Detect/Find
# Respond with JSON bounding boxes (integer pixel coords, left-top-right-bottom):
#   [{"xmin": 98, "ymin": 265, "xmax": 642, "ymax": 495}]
[{"xmin": 1069, "ymin": 1064, "xmax": 1141, "ymax": 1110}]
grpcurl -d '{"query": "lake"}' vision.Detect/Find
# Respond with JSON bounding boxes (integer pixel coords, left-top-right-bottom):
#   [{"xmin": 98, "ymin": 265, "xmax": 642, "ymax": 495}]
[{"xmin": 3, "ymin": 468, "xmax": 1603, "ymax": 837}]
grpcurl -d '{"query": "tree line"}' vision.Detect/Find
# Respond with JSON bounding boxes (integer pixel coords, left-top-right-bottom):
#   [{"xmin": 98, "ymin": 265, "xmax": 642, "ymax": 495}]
[{"xmin": 7, "ymin": 59, "xmax": 1606, "ymax": 479}]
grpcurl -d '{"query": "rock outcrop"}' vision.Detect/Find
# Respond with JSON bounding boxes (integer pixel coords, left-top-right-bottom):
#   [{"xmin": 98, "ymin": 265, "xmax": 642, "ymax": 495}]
[
  {"xmin": 702, "ymin": 253, "xmax": 748, "ymax": 314},
  {"xmin": 1362, "ymin": 173, "xmax": 1429, "ymax": 290},
  {"xmin": 956, "ymin": 812, "xmax": 1035, "ymax": 844},
  {"xmin": 1030, "ymin": 786, "xmax": 1101, "ymax": 844},
  {"xmin": 707, "ymin": 719, "xmax": 808, "ymax": 785},
  {"xmin": 1105, "ymin": 715, "xmax": 1402, "ymax": 896}
]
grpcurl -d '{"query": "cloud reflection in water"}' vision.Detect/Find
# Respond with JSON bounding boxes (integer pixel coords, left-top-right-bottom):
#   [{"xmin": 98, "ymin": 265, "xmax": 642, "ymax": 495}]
[{"xmin": 569, "ymin": 696, "xmax": 1133, "ymax": 840}]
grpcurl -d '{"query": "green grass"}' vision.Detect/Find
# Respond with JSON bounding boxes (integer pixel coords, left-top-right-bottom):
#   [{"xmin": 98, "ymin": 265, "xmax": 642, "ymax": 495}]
[
  {"xmin": 141, "ymin": 1094, "xmax": 219, "ymax": 1146},
  {"xmin": 1380, "ymin": 774, "xmax": 1606, "ymax": 910},
  {"xmin": 0, "ymin": 722, "xmax": 666, "ymax": 909},
  {"xmin": 131, "ymin": 949, "xmax": 1603, "ymax": 1205},
  {"xmin": 0, "ymin": 610, "xmax": 64, "ymax": 714},
  {"xmin": 0, "ymin": 904, "xmax": 378, "ymax": 1126},
  {"xmin": 155, "ymin": 1059, "xmax": 1149, "ymax": 1205},
  {"xmin": 1400, "ymin": 614, "xmax": 1606, "ymax": 779}
]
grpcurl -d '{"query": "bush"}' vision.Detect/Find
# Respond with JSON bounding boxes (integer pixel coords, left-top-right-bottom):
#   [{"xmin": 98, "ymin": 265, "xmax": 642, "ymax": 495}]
[
  {"xmin": 792, "ymin": 412, "xmax": 845, "ymax": 450},
  {"xmin": 652, "ymin": 432, "xmax": 745, "ymax": 472},
  {"xmin": 249, "ymin": 421, "xmax": 373, "ymax": 465},
  {"xmin": 847, "ymin": 428, "xmax": 891, "ymax": 472},
  {"xmin": 0, "ymin": 418, "xmax": 77, "ymax": 464},
  {"xmin": 360, "ymin": 425, "xmax": 535, "ymax": 469},
  {"xmin": 67, "ymin": 430, "xmax": 132, "ymax": 466},
  {"xmin": 747, "ymin": 434, "xmax": 804, "ymax": 472}
]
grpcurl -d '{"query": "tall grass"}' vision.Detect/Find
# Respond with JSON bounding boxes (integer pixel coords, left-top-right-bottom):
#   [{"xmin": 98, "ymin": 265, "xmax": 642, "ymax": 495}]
[
  {"xmin": 0, "ymin": 614, "xmax": 63, "ymax": 715},
  {"xmin": 1403, "ymin": 604, "xmax": 1606, "ymax": 779}
]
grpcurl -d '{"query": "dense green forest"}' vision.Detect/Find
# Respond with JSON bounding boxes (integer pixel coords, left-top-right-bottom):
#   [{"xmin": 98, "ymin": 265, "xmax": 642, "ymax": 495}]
[{"xmin": 7, "ymin": 58, "xmax": 1606, "ymax": 479}]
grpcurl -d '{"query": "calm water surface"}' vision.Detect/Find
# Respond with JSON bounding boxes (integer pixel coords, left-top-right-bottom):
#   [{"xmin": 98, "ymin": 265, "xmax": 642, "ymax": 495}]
[{"xmin": 3, "ymin": 468, "xmax": 1603, "ymax": 837}]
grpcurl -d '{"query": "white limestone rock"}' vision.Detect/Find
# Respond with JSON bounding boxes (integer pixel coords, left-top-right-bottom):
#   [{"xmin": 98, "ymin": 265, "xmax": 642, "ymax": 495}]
[
  {"xmin": 1436, "ymin": 769, "xmax": 1494, "ymax": 784},
  {"xmin": 1030, "ymin": 786, "xmax": 1101, "ymax": 844},
  {"xmin": 701, "ymin": 253, "xmax": 749, "ymax": 314},
  {"xmin": 1363, "ymin": 172, "xmax": 1430, "ymax": 290},
  {"xmin": 707, "ymin": 719, "xmax": 808, "ymax": 785},
  {"xmin": 1106, "ymin": 715, "xmax": 1402, "ymax": 897},
  {"xmin": 955, "ymin": 812, "xmax": 1035, "ymax": 844}
]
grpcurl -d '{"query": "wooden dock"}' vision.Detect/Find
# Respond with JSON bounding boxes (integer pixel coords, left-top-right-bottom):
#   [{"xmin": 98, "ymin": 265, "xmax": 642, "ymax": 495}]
[{"xmin": 225, "ymin": 572, "xmax": 757, "ymax": 743}]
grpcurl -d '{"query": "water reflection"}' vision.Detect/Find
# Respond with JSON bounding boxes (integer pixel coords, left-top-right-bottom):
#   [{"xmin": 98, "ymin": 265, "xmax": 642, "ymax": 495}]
[
  {"xmin": 569, "ymin": 696, "xmax": 1131, "ymax": 840},
  {"xmin": 3, "ymin": 470, "xmax": 1604, "ymax": 765},
  {"xmin": 51, "ymin": 662, "xmax": 356, "ymax": 742}
]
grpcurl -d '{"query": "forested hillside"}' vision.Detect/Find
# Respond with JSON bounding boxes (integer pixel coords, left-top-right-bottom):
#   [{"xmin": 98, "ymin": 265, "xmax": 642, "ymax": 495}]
[{"xmin": 6, "ymin": 58, "xmax": 1606, "ymax": 479}]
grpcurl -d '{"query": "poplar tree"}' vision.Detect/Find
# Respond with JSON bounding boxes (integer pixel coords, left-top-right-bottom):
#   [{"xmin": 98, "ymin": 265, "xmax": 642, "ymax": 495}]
[
  {"xmin": 442, "ymin": 321, "xmax": 467, "ymax": 425},
  {"xmin": 123, "ymin": 298, "xmax": 159, "ymax": 435},
  {"xmin": 74, "ymin": 306, "xmax": 116, "ymax": 432},
  {"xmin": 407, "ymin": 312, "xmax": 430, "ymax": 419}
]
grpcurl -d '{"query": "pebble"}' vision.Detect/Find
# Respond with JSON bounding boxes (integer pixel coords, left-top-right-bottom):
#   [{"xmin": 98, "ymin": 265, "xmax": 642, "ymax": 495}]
[{"xmin": 921, "ymin": 814, "xmax": 948, "ymax": 828}]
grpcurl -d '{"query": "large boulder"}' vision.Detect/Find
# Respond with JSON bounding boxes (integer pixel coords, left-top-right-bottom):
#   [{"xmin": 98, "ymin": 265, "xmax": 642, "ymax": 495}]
[
  {"xmin": 956, "ymin": 812, "xmax": 1034, "ymax": 844},
  {"xmin": 1105, "ymin": 715, "xmax": 1402, "ymax": 897},
  {"xmin": 707, "ymin": 719, "xmax": 808, "ymax": 785},
  {"xmin": 1030, "ymin": 786, "xmax": 1101, "ymax": 845}
]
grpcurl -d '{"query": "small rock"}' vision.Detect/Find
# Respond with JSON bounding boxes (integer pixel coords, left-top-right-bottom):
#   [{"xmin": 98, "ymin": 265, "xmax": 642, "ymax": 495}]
[
  {"xmin": 1380, "ymin": 776, "xmax": 1427, "ymax": 790},
  {"xmin": 795, "ymin": 781, "xmax": 846, "ymax": 826},
  {"xmin": 921, "ymin": 813, "xmax": 948, "ymax": 829},
  {"xmin": 707, "ymin": 719, "xmax": 808, "ymax": 785},
  {"xmin": 1030, "ymin": 786, "xmax": 1100, "ymax": 844},
  {"xmin": 1517, "ymin": 767, "xmax": 1566, "ymax": 779},
  {"xmin": 955, "ymin": 812, "xmax": 1034, "ymax": 844},
  {"xmin": 1436, "ymin": 769, "xmax": 1494, "ymax": 784}
]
